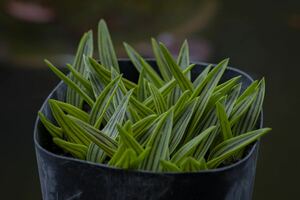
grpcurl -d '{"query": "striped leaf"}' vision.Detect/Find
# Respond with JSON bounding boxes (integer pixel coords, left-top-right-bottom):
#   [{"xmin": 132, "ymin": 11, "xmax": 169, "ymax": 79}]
[
  {"xmin": 136, "ymin": 116, "xmax": 161, "ymax": 145},
  {"xmin": 48, "ymin": 99, "xmax": 91, "ymax": 146},
  {"xmin": 115, "ymin": 148, "xmax": 137, "ymax": 169},
  {"xmin": 132, "ymin": 147, "xmax": 151, "ymax": 168},
  {"xmin": 38, "ymin": 112, "xmax": 63, "ymax": 138},
  {"xmin": 169, "ymin": 98, "xmax": 197, "ymax": 154},
  {"xmin": 233, "ymin": 78, "xmax": 265, "ymax": 135},
  {"xmin": 214, "ymin": 76, "xmax": 241, "ymax": 95},
  {"xmin": 136, "ymin": 69, "xmax": 149, "ymax": 101},
  {"xmin": 171, "ymin": 126, "xmax": 216, "ymax": 165},
  {"xmin": 132, "ymin": 114, "xmax": 157, "ymax": 137},
  {"xmin": 98, "ymin": 19, "xmax": 119, "ymax": 72},
  {"xmin": 124, "ymin": 42, "xmax": 164, "ymax": 87},
  {"xmin": 173, "ymin": 90, "xmax": 192, "ymax": 117},
  {"xmin": 86, "ymin": 142, "xmax": 104, "ymax": 163},
  {"xmin": 45, "ymin": 60, "xmax": 94, "ymax": 107},
  {"xmin": 102, "ymin": 89, "xmax": 133, "ymax": 139},
  {"xmin": 50, "ymin": 99, "xmax": 89, "ymax": 122},
  {"xmin": 151, "ymin": 38, "xmax": 172, "ymax": 81},
  {"xmin": 177, "ymin": 40, "xmax": 190, "ymax": 79},
  {"xmin": 129, "ymin": 96, "xmax": 155, "ymax": 118},
  {"xmin": 66, "ymin": 115, "xmax": 118, "ymax": 157},
  {"xmin": 88, "ymin": 70, "xmax": 105, "ymax": 98},
  {"xmin": 216, "ymin": 102, "xmax": 233, "ymax": 140},
  {"xmin": 66, "ymin": 31, "xmax": 93, "ymax": 108},
  {"xmin": 229, "ymin": 89, "xmax": 258, "ymax": 127},
  {"xmin": 180, "ymin": 157, "xmax": 204, "ymax": 172},
  {"xmin": 117, "ymin": 124, "xmax": 144, "ymax": 155},
  {"xmin": 236, "ymin": 80, "xmax": 258, "ymax": 105},
  {"xmin": 89, "ymin": 76, "xmax": 121, "ymax": 128},
  {"xmin": 108, "ymin": 142, "xmax": 126, "ymax": 166},
  {"xmin": 159, "ymin": 43, "xmax": 193, "ymax": 91},
  {"xmin": 207, "ymin": 128, "xmax": 271, "ymax": 168},
  {"xmin": 148, "ymin": 83, "xmax": 167, "ymax": 114},
  {"xmin": 53, "ymin": 138, "xmax": 87, "ymax": 160},
  {"xmin": 143, "ymin": 63, "xmax": 196, "ymax": 107},
  {"xmin": 66, "ymin": 63, "xmax": 93, "ymax": 98},
  {"xmin": 193, "ymin": 64, "xmax": 212, "ymax": 87},
  {"xmin": 184, "ymin": 59, "xmax": 228, "ymax": 142},
  {"xmin": 160, "ymin": 160, "xmax": 181, "ymax": 172},
  {"xmin": 86, "ymin": 56, "xmax": 137, "ymax": 91},
  {"xmin": 140, "ymin": 109, "xmax": 173, "ymax": 171},
  {"xmin": 193, "ymin": 97, "xmax": 227, "ymax": 160},
  {"xmin": 225, "ymin": 83, "xmax": 242, "ymax": 116}
]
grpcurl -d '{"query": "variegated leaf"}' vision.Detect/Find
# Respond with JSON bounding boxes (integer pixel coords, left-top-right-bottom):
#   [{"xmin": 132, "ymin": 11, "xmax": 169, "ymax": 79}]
[{"xmin": 207, "ymin": 128, "xmax": 271, "ymax": 168}]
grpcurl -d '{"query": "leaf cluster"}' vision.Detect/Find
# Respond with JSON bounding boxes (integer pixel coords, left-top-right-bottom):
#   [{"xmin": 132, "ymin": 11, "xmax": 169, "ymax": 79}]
[{"xmin": 39, "ymin": 19, "xmax": 271, "ymax": 172}]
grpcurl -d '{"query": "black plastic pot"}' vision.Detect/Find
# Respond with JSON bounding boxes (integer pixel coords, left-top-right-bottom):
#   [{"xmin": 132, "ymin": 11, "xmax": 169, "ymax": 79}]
[{"xmin": 34, "ymin": 60, "xmax": 262, "ymax": 200}]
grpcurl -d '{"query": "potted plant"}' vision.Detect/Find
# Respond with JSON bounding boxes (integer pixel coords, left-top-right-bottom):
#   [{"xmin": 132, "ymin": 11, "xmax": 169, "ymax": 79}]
[{"xmin": 34, "ymin": 19, "xmax": 271, "ymax": 200}]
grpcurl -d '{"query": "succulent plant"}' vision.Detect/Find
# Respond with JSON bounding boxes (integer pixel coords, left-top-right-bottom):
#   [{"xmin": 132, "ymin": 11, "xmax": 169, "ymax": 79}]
[{"xmin": 39, "ymin": 19, "xmax": 271, "ymax": 172}]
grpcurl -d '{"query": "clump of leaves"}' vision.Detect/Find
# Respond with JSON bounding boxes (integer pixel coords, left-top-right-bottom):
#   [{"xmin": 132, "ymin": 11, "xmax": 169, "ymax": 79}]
[{"xmin": 39, "ymin": 19, "xmax": 271, "ymax": 172}]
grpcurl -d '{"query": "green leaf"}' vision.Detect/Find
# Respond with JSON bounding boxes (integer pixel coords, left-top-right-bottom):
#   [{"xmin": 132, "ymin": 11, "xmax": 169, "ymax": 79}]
[
  {"xmin": 193, "ymin": 64, "xmax": 212, "ymax": 87},
  {"xmin": 177, "ymin": 40, "xmax": 190, "ymax": 79},
  {"xmin": 151, "ymin": 38, "xmax": 172, "ymax": 81},
  {"xmin": 89, "ymin": 76, "xmax": 121, "ymax": 128},
  {"xmin": 224, "ymin": 83, "xmax": 242, "ymax": 116},
  {"xmin": 167, "ymin": 86, "xmax": 182, "ymax": 107},
  {"xmin": 132, "ymin": 114, "xmax": 157, "ymax": 137},
  {"xmin": 235, "ymin": 80, "xmax": 258, "ymax": 105},
  {"xmin": 198, "ymin": 157, "xmax": 208, "ymax": 170},
  {"xmin": 180, "ymin": 157, "xmax": 203, "ymax": 172},
  {"xmin": 132, "ymin": 147, "xmax": 151, "ymax": 169},
  {"xmin": 229, "ymin": 89, "xmax": 258, "ymax": 127},
  {"xmin": 233, "ymin": 78, "xmax": 265, "ymax": 135},
  {"xmin": 66, "ymin": 115, "xmax": 118, "ymax": 157},
  {"xmin": 169, "ymin": 98, "xmax": 197, "ymax": 154},
  {"xmin": 135, "ymin": 116, "xmax": 161, "ymax": 145},
  {"xmin": 159, "ymin": 43, "xmax": 193, "ymax": 91},
  {"xmin": 45, "ymin": 60, "xmax": 94, "ymax": 107},
  {"xmin": 129, "ymin": 96, "xmax": 155, "ymax": 118},
  {"xmin": 171, "ymin": 126, "xmax": 216, "ymax": 165},
  {"xmin": 86, "ymin": 142, "xmax": 104, "ymax": 163},
  {"xmin": 214, "ymin": 76, "xmax": 241, "ymax": 95},
  {"xmin": 87, "ymin": 69, "xmax": 105, "ymax": 98},
  {"xmin": 160, "ymin": 160, "xmax": 181, "ymax": 172},
  {"xmin": 124, "ymin": 42, "xmax": 164, "ymax": 87},
  {"xmin": 185, "ymin": 59, "xmax": 228, "ymax": 142},
  {"xmin": 143, "ymin": 63, "xmax": 196, "ymax": 107},
  {"xmin": 102, "ymin": 89, "xmax": 133, "ymax": 139},
  {"xmin": 140, "ymin": 109, "xmax": 173, "ymax": 171},
  {"xmin": 53, "ymin": 138, "xmax": 87, "ymax": 160},
  {"xmin": 50, "ymin": 99, "xmax": 89, "ymax": 122},
  {"xmin": 98, "ymin": 19, "xmax": 119, "ymax": 72},
  {"xmin": 148, "ymin": 83, "xmax": 167, "ymax": 114},
  {"xmin": 216, "ymin": 102, "xmax": 233, "ymax": 140},
  {"xmin": 208, "ymin": 128, "xmax": 271, "ymax": 168},
  {"xmin": 108, "ymin": 142, "xmax": 126, "ymax": 166},
  {"xmin": 66, "ymin": 63, "xmax": 93, "ymax": 98},
  {"xmin": 117, "ymin": 124, "xmax": 144, "ymax": 155},
  {"xmin": 173, "ymin": 90, "xmax": 192, "ymax": 117},
  {"xmin": 193, "ymin": 97, "xmax": 227, "ymax": 160},
  {"xmin": 115, "ymin": 148, "xmax": 137, "ymax": 169},
  {"xmin": 48, "ymin": 99, "xmax": 91, "ymax": 145},
  {"xmin": 136, "ymin": 69, "xmax": 148, "ymax": 101},
  {"xmin": 66, "ymin": 31, "xmax": 93, "ymax": 107},
  {"xmin": 86, "ymin": 56, "xmax": 137, "ymax": 91},
  {"xmin": 38, "ymin": 112, "xmax": 63, "ymax": 138}
]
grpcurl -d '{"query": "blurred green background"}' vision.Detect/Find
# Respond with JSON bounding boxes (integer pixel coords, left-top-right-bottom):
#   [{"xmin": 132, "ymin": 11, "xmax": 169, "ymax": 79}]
[{"xmin": 0, "ymin": 0, "xmax": 299, "ymax": 199}]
